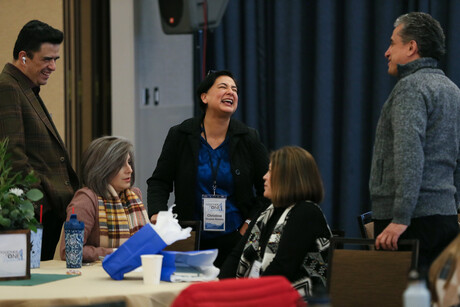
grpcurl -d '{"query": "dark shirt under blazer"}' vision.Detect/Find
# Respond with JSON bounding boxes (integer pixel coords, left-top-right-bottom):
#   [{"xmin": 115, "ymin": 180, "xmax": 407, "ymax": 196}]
[{"xmin": 147, "ymin": 116, "xmax": 270, "ymax": 222}]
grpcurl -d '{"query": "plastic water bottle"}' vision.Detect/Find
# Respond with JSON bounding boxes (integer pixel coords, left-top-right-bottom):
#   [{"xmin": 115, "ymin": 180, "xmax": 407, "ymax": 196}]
[
  {"xmin": 403, "ymin": 270, "xmax": 430, "ymax": 307},
  {"xmin": 64, "ymin": 211, "xmax": 84, "ymax": 268}
]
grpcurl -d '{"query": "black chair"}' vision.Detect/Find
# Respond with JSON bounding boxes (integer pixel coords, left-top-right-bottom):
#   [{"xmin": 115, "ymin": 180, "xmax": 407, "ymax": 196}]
[
  {"xmin": 327, "ymin": 237, "xmax": 419, "ymax": 307},
  {"xmin": 163, "ymin": 220, "xmax": 202, "ymax": 251},
  {"xmin": 331, "ymin": 229, "xmax": 345, "ymax": 238},
  {"xmin": 331, "ymin": 229, "xmax": 345, "ymax": 249},
  {"xmin": 357, "ymin": 211, "xmax": 374, "ymax": 239}
]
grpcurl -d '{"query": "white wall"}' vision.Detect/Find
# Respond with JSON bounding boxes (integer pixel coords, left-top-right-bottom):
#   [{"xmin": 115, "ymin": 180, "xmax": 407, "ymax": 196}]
[
  {"xmin": 0, "ymin": 0, "xmax": 65, "ymax": 137},
  {"xmin": 111, "ymin": 0, "xmax": 193, "ymax": 206},
  {"xmin": 110, "ymin": 0, "xmax": 136, "ymax": 144}
]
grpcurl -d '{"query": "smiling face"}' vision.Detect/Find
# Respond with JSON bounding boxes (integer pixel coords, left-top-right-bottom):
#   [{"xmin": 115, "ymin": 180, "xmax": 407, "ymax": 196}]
[
  {"xmin": 201, "ymin": 76, "xmax": 238, "ymax": 116},
  {"xmin": 384, "ymin": 24, "xmax": 419, "ymax": 76},
  {"xmin": 22, "ymin": 43, "xmax": 60, "ymax": 86},
  {"xmin": 109, "ymin": 154, "xmax": 133, "ymax": 194}
]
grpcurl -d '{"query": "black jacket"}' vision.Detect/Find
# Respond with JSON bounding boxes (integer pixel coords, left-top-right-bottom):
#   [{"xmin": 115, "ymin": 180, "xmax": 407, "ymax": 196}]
[{"xmin": 147, "ymin": 116, "xmax": 270, "ymax": 221}]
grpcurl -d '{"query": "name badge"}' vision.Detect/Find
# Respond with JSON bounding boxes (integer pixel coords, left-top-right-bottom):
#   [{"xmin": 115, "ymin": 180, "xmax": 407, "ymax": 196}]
[{"xmin": 202, "ymin": 194, "xmax": 226, "ymax": 231}]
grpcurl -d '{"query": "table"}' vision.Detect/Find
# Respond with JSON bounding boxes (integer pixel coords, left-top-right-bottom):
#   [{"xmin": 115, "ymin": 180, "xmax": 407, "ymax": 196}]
[{"xmin": 0, "ymin": 260, "xmax": 192, "ymax": 307}]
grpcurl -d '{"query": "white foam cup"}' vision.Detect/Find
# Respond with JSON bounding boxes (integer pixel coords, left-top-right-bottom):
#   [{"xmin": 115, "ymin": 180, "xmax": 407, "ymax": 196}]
[{"xmin": 141, "ymin": 254, "xmax": 163, "ymax": 285}]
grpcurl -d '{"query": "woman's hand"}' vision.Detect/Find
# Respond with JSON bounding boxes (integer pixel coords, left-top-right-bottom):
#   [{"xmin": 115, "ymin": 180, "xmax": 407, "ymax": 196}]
[
  {"xmin": 239, "ymin": 221, "xmax": 249, "ymax": 235},
  {"xmin": 150, "ymin": 214, "xmax": 158, "ymax": 224}
]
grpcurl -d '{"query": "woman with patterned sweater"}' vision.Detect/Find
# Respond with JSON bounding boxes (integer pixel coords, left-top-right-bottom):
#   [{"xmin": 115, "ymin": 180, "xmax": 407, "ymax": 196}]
[{"xmin": 219, "ymin": 146, "xmax": 332, "ymax": 297}]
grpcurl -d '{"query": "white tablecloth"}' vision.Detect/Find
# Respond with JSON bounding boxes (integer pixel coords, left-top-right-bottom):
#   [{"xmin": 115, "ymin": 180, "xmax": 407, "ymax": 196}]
[{"xmin": 0, "ymin": 260, "xmax": 191, "ymax": 307}]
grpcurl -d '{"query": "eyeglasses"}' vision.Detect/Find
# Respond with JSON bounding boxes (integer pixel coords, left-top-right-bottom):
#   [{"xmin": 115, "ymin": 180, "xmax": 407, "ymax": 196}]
[{"xmin": 206, "ymin": 70, "xmax": 216, "ymax": 76}]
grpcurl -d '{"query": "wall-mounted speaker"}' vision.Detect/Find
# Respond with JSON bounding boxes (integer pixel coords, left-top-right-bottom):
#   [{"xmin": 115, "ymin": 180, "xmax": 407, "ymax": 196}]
[{"xmin": 158, "ymin": 0, "xmax": 229, "ymax": 34}]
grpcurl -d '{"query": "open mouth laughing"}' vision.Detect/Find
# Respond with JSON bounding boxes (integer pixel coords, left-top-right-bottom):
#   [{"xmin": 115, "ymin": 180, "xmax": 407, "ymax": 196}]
[{"xmin": 222, "ymin": 98, "xmax": 234, "ymax": 106}]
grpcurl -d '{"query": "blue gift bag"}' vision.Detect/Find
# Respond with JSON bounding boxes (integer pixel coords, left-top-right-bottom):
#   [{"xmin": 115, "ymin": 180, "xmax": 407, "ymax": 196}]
[{"xmin": 102, "ymin": 224, "xmax": 167, "ymax": 280}]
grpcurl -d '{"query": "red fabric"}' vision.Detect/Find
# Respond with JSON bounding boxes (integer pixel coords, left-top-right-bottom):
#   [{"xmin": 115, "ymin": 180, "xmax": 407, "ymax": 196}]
[{"xmin": 171, "ymin": 276, "xmax": 306, "ymax": 307}]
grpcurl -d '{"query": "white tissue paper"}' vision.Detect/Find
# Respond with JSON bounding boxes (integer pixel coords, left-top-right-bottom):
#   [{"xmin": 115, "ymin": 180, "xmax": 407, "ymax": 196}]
[{"xmin": 153, "ymin": 205, "xmax": 191, "ymax": 244}]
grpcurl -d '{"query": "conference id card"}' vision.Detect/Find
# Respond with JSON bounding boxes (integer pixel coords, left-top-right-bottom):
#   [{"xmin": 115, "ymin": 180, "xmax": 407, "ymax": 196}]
[{"xmin": 202, "ymin": 195, "xmax": 226, "ymax": 231}]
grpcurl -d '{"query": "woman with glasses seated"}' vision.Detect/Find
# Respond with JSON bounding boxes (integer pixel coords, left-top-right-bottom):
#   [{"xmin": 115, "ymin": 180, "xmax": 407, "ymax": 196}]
[
  {"xmin": 147, "ymin": 70, "xmax": 269, "ymax": 267},
  {"xmin": 60, "ymin": 136, "xmax": 149, "ymax": 262},
  {"xmin": 219, "ymin": 146, "xmax": 332, "ymax": 297}
]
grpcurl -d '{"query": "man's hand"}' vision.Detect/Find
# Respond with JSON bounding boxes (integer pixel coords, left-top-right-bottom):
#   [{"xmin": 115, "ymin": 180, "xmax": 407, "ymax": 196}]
[{"xmin": 375, "ymin": 222, "xmax": 408, "ymax": 250}]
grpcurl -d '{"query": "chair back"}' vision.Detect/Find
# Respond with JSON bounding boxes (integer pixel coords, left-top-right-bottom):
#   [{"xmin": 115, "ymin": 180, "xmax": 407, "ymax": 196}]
[
  {"xmin": 331, "ymin": 229, "xmax": 345, "ymax": 249},
  {"xmin": 357, "ymin": 211, "xmax": 374, "ymax": 239},
  {"xmin": 163, "ymin": 220, "xmax": 202, "ymax": 251},
  {"xmin": 327, "ymin": 237, "xmax": 419, "ymax": 307}
]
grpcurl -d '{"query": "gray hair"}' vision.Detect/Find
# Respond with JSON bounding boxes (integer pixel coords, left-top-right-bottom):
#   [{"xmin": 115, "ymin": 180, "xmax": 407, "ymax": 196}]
[
  {"xmin": 394, "ymin": 12, "xmax": 445, "ymax": 60},
  {"xmin": 81, "ymin": 136, "xmax": 135, "ymax": 198}
]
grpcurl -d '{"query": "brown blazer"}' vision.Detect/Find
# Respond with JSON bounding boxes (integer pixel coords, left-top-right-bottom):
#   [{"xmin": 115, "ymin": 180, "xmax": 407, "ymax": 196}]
[{"xmin": 0, "ymin": 63, "xmax": 79, "ymax": 259}]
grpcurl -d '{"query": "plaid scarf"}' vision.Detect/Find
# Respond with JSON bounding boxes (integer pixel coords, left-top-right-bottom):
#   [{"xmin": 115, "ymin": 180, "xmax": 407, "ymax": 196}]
[{"xmin": 98, "ymin": 188, "xmax": 149, "ymax": 248}]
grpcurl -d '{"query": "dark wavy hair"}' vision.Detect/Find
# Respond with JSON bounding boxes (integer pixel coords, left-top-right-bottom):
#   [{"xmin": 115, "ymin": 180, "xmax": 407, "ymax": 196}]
[
  {"xmin": 13, "ymin": 20, "xmax": 63, "ymax": 60},
  {"xmin": 196, "ymin": 70, "xmax": 238, "ymax": 113},
  {"xmin": 394, "ymin": 12, "xmax": 445, "ymax": 61}
]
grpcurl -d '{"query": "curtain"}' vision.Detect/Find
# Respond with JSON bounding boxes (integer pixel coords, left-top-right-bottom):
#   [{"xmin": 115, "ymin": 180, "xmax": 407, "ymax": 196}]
[{"xmin": 196, "ymin": 0, "xmax": 460, "ymax": 237}]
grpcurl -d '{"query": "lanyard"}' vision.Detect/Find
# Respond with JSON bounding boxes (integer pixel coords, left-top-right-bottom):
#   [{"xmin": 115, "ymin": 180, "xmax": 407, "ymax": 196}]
[
  {"xmin": 209, "ymin": 152, "xmax": 221, "ymax": 195},
  {"xmin": 202, "ymin": 123, "xmax": 221, "ymax": 195}
]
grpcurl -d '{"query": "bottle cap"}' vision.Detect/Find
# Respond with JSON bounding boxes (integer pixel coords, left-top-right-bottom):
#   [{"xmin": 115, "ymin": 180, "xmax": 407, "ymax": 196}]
[
  {"xmin": 65, "ymin": 213, "xmax": 85, "ymax": 230},
  {"xmin": 408, "ymin": 269, "xmax": 420, "ymax": 281}
]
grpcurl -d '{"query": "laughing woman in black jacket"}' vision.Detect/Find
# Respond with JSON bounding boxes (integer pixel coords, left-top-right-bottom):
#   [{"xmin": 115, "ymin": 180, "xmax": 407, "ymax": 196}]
[{"xmin": 147, "ymin": 70, "xmax": 270, "ymax": 267}]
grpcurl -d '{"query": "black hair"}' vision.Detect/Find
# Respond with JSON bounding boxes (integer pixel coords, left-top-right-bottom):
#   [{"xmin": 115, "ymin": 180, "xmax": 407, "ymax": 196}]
[
  {"xmin": 395, "ymin": 12, "xmax": 445, "ymax": 60},
  {"xmin": 196, "ymin": 70, "xmax": 237, "ymax": 112},
  {"xmin": 13, "ymin": 20, "xmax": 63, "ymax": 60}
]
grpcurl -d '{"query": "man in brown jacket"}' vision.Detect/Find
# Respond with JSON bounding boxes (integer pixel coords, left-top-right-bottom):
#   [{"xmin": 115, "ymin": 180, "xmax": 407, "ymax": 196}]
[{"xmin": 0, "ymin": 20, "xmax": 79, "ymax": 260}]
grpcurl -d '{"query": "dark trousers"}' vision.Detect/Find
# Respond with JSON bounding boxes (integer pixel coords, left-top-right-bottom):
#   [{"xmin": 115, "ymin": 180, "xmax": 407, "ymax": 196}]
[
  {"xmin": 200, "ymin": 231, "xmax": 243, "ymax": 268},
  {"xmin": 374, "ymin": 215, "xmax": 459, "ymax": 275},
  {"xmin": 41, "ymin": 210, "xmax": 64, "ymax": 261}
]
